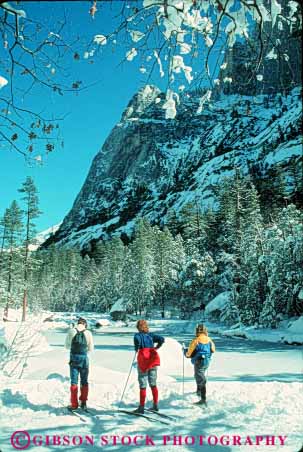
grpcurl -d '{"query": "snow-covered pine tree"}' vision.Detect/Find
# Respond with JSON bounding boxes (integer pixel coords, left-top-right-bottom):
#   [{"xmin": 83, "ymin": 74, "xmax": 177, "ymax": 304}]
[
  {"xmin": 259, "ymin": 205, "xmax": 303, "ymax": 327},
  {"xmin": 0, "ymin": 209, "xmax": 10, "ymax": 311},
  {"xmin": 61, "ymin": 248, "xmax": 82, "ymax": 312},
  {"xmin": 237, "ymin": 184, "xmax": 268, "ymax": 325},
  {"xmin": 202, "ymin": 208, "xmax": 221, "ymax": 253},
  {"xmin": 123, "ymin": 219, "xmax": 155, "ymax": 316},
  {"xmin": 178, "ymin": 253, "xmax": 216, "ymax": 319},
  {"xmin": 179, "ymin": 198, "xmax": 208, "ymax": 254},
  {"xmin": 3, "ymin": 201, "xmax": 24, "ymax": 319},
  {"xmin": 78, "ymin": 254, "xmax": 99, "ymax": 311},
  {"xmin": 18, "ymin": 177, "xmax": 41, "ymax": 321},
  {"xmin": 165, "ymin": 209, "xmax": 182, "ymax": 237},
  {"xmin": 288, "ymin": 158, "xmax": 303, "ymax": 209},
  {"xmin": 93, "ymin": 237, "xmax": 126, "ymax": 312},
  {"xmin": 34, "ymin": 245, "xmax": 65, "ymax": 312},
  {"xmin": 107, "ymin": 237, "xmax": 126, "ymax": 308},
  {"xmin": 152, "ymin": 226, "xmax": 179, "ymax": 318},
  {"xmin": 218, "ymin": 170, "xmax": 267, "ymax": 325},
  {"xmin": 167, "ymin": 234, "xmax": 186, "ymax": 315},
  {"xmin": 251, "ymin": 164, "xmax": 288, "ymax": 223}
]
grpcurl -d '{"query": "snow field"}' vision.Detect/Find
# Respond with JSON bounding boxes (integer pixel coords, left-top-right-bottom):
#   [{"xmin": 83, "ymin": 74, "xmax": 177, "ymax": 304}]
[
  {"xmin": 0, "ymin": 317, "xmax": 302, "ymax": 451},
  {"xmin": 0, "ymin": 377, "xmax": 302, "ymax": 452}
]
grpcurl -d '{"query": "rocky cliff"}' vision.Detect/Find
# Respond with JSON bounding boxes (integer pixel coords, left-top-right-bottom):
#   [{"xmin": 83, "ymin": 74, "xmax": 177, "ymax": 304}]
[{"xmin": 43, "ymin": 82, "xmax": 302, "ymax": 251}]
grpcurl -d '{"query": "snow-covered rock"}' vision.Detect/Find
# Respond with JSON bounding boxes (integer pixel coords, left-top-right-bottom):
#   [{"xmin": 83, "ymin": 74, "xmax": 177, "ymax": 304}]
[
  {"xmin": 281, "ymin": 316, "xmax": 303, "ymax": 344},
  {"xmin": 205, "ymin": 291, "xmax": 231, "ymax": 314},
  {"xmin": 95, "ymin": 318, "xmax": 111, "ymax": 327},
  {"xmin": 110, "ymin": 298, "xmax": 126, "ymax": 314},
  {"xmin": 158, "ymin": 337, "xmax": 192, "ymax": 375},
  {"xmin": 287, "ymin": 316, "xmax": 303, "ymax": 334}
]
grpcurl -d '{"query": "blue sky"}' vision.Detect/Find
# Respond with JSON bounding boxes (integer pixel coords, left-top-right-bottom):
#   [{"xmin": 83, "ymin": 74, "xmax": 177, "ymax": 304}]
[
  {"xmin": 0, "ymin": 1, "xmax": 221, "ymax": 232},
  {"xmin": 0, "ymin": 2, "xmax": 154, "ymax": 231}
]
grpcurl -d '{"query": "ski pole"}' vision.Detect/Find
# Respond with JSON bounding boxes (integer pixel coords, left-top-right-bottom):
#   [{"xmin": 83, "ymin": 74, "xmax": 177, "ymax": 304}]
[
  {"xmin": 118, "ymin": 351, "xmax": 137, "ymax": 409},
  {"xmin": 182, "ymin": 343, "xmax": 185, "ymax": 404}
]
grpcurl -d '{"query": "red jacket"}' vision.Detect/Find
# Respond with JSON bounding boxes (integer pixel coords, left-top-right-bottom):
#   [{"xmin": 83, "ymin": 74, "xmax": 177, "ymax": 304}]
[{"xmin": 137, "ymin": 348, "xmax": 160, "ymax": 372}]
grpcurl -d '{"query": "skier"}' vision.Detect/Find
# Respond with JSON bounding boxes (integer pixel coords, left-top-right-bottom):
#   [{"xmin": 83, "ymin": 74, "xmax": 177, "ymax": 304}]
[
  {"xmin": 192, "ymin": 300, "xmax": 206, "ymax": 320},
  {"xmin": 133, "ymin": 319, "xmax": 165, "ymax": 414},
  {"xmin": 65, "ymin": 317, "xmax": 94, "ymax": 411},
  {"xmin": 199, "ymin": 301, "xmax": 207, "ymax": 321},
  {"xmin": 184, "ymin": 324, "xmax": 215, "ymax": 406}
]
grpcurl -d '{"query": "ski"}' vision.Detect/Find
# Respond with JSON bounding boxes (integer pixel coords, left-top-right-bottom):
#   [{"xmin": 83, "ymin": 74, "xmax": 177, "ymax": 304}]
[
  {"xmin": 66, "ymin": 408, "xmax": 89, "ymax": 423},
  {"xmin": 117, "ymin": 409, "xmax": 170, "ymax": 425},
  {"xmin": 147, "ymin": 408, "xmax": 176, "ymax": 421}
]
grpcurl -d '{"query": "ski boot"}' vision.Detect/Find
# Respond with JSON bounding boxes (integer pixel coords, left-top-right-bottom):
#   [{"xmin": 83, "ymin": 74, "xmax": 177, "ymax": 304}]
[
  {"xmin": 194, "ymin": 399, "xmax": 207, "ymax": 406},
  {"xmin": 133, "ymin": 405, "xmax": 145, "ymax": 414},
  {"xmin": 151, "ymin": 403, "xmax": 159, "ymax": 412},
  {"xmin": 80, "ymin": 402, "xmax": 88, "ymax": 411},
  {"xmin": 194, "ymin": 385, "xmax": 207, "ymax": 406}
]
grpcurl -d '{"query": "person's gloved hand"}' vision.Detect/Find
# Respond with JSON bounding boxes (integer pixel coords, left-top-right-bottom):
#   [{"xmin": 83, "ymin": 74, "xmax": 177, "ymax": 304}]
[{"xmin": 182, "ymin": 343, "xmax": 188, "ymax": 357}]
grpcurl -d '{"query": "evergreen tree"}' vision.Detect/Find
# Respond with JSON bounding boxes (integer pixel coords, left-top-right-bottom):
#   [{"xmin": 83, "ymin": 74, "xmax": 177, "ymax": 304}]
[
  {"xmin": 288, "ymin": 158, "xmax": 303, "ymax": 209},
  {"xmin": 202, "ymin": 208, "xmax": 221, "ymax": 253},
  {"xmin": 3, "ymin": 201, "xmax": 24, "ymax": 318},
  {"xmin": 218, "ymin": 170, "xmax": 267, "ymax": 325},
  {"xmin": 165, "ymin": 209, "xmax": 182, "ymax": 237},
  {"xmin": 18, "ymin": 177, "xmax": 41, "ymax": 321},
  {"xmin": 125, "ymin": 219, "xmax": 155, "ymax": 316},
  {"xmin": 179, "ymin": 198, "xmax": 207, "ymax": 254},
  {"xmin": 260, "ymin": 205, "xmax": 303, "ymax": 326},
  {"xmin": 152, "ymin": 226, "xmax": 179, "ymax": 318},
  {"xmin": 0, "ymin": 209, "xmax": 10, "ymax": 308},
  {"xmin": 178, "ymin": 253, "xmax": 216, "ymax": 318}
]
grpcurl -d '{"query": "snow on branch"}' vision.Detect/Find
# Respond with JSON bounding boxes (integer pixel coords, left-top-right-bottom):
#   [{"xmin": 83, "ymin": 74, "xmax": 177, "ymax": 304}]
[{"xmin": 89, "ymin": 0, "xmax": 301, "ymax": 118}]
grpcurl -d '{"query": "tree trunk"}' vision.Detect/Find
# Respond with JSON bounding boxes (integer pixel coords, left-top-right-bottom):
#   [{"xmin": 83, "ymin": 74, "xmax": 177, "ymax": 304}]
[
  {"xmin": 161, "ymin": 289, "xmax": 165, "ymax": 318},
  {"xmin": 22, "ymin": 289, "xmax": 27, "ymax": 322},
  {"xmin": 5, "ymin": 246, "xmax": 13, "ymax": 319},
  {"xmin": 22, "ymin": 199, "xmax": 30, "ymax": 322}
]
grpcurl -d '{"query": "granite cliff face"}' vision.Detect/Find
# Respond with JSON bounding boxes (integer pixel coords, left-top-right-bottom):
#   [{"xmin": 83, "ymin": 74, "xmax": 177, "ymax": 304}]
[{"xmin": 43, "ymin": 82, "xmax": 302, "ymax": 251}]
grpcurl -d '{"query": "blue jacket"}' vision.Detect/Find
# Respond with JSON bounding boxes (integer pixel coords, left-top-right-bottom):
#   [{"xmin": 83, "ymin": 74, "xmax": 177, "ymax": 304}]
[
  {"xmin": 134, "ymin": 332, "xmax": 165, "ymax": 352},
  {"xmin": 185, "ymin": 333, "xmax": 215, "ymax": 366}
]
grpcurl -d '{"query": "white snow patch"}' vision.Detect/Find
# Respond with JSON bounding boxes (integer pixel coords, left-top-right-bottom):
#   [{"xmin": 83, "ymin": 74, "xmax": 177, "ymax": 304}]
[
  {"xmin": 0, "ymin": 75, "xmax": 8, "ymax": 89},
  {"xmin": 110, "ymin": 298, "xmax": 126, "ymax": 314},
  {"xmin": 205, "ymin": 292, "xmax": 231, "ymax": 314}
]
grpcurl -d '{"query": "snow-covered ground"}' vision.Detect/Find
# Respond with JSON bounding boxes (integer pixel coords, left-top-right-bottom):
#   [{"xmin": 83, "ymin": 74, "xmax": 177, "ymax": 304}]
[{"xmin": 0, "ymin": 313, "xmax": 302, "ymax": 452}]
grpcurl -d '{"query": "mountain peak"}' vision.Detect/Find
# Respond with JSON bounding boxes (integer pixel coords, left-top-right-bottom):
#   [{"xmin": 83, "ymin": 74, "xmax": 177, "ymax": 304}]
[{"xmin": 122, "ymin": 84, "xmax": 161, "ymax": 120}]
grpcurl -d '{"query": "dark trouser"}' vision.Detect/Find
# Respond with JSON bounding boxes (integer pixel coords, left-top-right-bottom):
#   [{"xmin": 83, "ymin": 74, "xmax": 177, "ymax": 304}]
[
  {"xmin": 70, "ymin": 365, "xmax": 89, "ymax": 386},
  {"xmin": 70, "ymin": 353, "xmax": 89, "ymax": 386},
  {"xmin": 194, "ymin": 357, "xmax": 207, "ymax": 401},
  {"xmin": 69, "ymin": 353, "xmax": 89, "ymax": 407}
]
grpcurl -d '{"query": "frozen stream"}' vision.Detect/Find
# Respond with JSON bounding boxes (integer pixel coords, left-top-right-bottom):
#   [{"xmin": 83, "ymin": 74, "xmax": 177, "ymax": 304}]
[{"xmin": 40, "ymin": 325, "xmax": 302, "ymax": 383}]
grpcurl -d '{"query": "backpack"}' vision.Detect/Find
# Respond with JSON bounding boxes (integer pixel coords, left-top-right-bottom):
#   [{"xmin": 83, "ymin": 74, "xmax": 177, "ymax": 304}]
[
  {"xmin": 71, "ymin": 329, "xmax": 88, "ymax": 355},
  {"xmin": 191, "ymin": 342, "xmax": 212, "ymax": 367}
]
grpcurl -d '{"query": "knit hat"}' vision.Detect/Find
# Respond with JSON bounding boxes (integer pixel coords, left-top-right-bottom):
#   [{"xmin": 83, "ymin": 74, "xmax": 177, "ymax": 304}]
[
  {"xmin": 77, "ymin": 317, "xmax": 87, "ymax": 328},
  {"xmin": 196, "ymin": 324, "xmax": 208, "ymax": 336}
]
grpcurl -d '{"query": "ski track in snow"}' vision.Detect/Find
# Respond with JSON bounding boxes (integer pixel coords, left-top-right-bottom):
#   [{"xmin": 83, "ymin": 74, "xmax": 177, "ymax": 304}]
[{"xmin": 0, "ymin": 317, "xmax": 302, "ymax": 452}]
